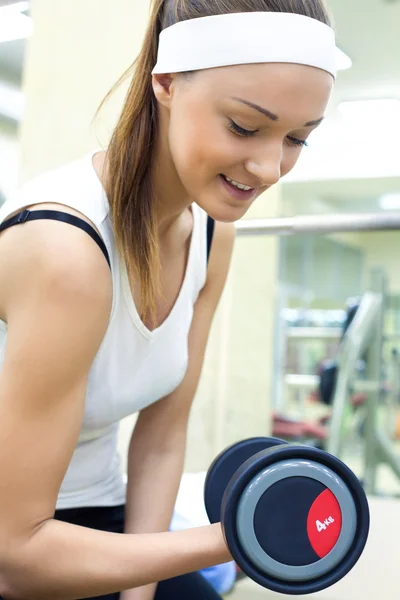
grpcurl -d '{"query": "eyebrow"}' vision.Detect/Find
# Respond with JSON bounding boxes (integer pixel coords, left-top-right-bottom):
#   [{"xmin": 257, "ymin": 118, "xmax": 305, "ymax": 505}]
[{"xmin": 230, "ymin": 97, "xmax": 325, "ymax": 127}]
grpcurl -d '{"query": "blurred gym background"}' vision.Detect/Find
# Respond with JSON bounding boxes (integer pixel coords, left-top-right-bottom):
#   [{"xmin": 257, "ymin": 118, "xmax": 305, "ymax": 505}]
[{"xmin": 1, "ymin": 1, "xmax": 400, "ymax": 598}]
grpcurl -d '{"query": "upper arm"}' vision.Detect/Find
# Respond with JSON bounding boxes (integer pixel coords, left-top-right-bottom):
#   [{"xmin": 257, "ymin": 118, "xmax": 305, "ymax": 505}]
[
  {"xmin": 185, "ymin": 220, "xmax": 235, "ymax": 385},
  {"xmin": 0, "ymin": 219, "xmax": 112, "ymax": 546},
  {"xmin": 201, "ymin": 219, "xmax": 236, "ymax": 313}
]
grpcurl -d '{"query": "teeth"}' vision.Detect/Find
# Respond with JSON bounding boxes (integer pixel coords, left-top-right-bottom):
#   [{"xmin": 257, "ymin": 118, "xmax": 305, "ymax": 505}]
[{"xmin": 224, "ymin": 175, "xmax": 253, "ymax": 191}]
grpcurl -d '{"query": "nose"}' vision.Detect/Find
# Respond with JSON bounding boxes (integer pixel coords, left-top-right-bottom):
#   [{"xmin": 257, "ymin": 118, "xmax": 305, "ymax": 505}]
[{"xmin": 245, "ymin": 146, "xmax": 282, "ymax": 188}]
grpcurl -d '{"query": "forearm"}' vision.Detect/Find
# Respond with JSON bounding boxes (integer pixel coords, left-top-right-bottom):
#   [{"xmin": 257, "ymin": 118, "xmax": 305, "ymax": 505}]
[
  {"xmin": 1, "ymin": 518, "xmax": 228, "ymax": 600},
  {"xmin": 124, "ymin": 437, "xmax": 186, "ymax": 535},
  {"xmin": 122, "ymin": 436, "xmax": 187, "ymax": 600}
]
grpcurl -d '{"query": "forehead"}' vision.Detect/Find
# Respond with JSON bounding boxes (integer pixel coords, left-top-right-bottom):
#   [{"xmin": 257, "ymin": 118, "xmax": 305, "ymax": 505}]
[{"xmin": 182, "ymin": 62, "xmax": 334, "ymax": 123}]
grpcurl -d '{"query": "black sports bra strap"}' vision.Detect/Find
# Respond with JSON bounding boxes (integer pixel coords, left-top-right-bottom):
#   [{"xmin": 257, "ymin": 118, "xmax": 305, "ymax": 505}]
[
  {"xmin": 0, "ymin": 209, "xmax": 111, "ymax": 269},
  {"xmin": 206, "ymin": 215, "xmax": 215, "ymax": 265}
]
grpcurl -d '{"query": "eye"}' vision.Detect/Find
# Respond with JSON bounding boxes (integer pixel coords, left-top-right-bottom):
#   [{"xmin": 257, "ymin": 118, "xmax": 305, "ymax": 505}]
[
  {"xmin": 228, "ymin": 119, "xmax": 257, "ymax": 137},
  {"xmin": 228, "ymin": 119, "xmax": 309, "ymax": 148},
  {"xmin": 286, "ymin": 136, "xmax": 309, "ymax": 148}
]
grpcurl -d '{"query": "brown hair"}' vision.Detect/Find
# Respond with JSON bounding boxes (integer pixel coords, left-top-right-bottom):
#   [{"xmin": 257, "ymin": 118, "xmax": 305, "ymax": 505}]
[{"xmin": 99, "ymin": 0, "xmax": 333, "ymax": 324}]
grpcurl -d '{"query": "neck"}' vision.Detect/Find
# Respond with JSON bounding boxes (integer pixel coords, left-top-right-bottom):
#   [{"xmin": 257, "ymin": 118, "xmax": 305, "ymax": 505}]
[
  {"xmin": 150, "ymin": 127, "xmax": 192, "ymax": 237},
  {"xmin": 93, "ymin": 144, "xmax": 190, "ymax": 240}
]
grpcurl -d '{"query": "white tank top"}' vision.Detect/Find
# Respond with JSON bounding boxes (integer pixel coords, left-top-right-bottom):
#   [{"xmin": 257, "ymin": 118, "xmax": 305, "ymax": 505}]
[{"xmin": 0, "ymin": 151, "xmax": 209, "ymax": 509}]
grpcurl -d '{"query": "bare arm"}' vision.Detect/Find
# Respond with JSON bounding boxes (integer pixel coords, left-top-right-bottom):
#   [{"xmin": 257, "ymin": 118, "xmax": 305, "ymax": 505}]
[
  {"xmin": 122, "ymin": 222, "xmax": 236, "ymax": 600},
  {"xmin": 0, "ymin": 218, "xmax": 229, "ymax": 600}
]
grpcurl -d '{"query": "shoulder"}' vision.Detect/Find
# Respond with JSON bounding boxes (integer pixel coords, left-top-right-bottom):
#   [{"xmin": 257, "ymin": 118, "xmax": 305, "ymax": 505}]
[
  {"xmin": 208, "ymin": 220, "xmax": 235, "ymax": 267},
  {"xmin": 0, "ymin": 153, "xmax": 108, "ymax": 226},
  {"xmin": 0, "ymin": 209, "xmax": 112, "ymax": 322},
  {"xmin": 1, "ymin": 159, "xmax": 77, "ymax": 210},
  {"xmin": 212, "ymin": 220, "xmax": 236, "ymax": 246}
]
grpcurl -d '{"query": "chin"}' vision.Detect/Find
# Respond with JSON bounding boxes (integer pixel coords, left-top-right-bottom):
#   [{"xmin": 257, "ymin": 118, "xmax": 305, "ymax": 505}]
[
  {"xmin": 197, "ymin": 198, "xmax": 255, "ymax": 224},
  {"xmin": 193, "ymin": 202, "xmax": 240, "ymax": 223}
]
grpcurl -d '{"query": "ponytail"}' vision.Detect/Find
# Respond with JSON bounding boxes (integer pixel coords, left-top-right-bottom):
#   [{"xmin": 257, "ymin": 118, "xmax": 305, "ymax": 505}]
[{"xmin": 97, "ymin": 0, "xmax": 165, "ymax": 325}]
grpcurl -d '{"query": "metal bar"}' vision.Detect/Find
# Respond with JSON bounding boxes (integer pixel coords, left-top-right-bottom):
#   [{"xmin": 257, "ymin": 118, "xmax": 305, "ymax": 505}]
[
  {"xmin": 362, "ymin": 270, "xmax": 386, "ymax": 495},
  {"xmin": 375, "ymin": 428, "xmax": 400, "ymax": 483},
  {"xmin": 287, "ymin": 327, "xmax": 342, "ymax": 339},
  {"xmin": 284, "ymin": 374, "xmax": 380, "ymax": 393},
  {"xmin": 236, "ymin": 211, "xmax": 400, "ymax": 236},
  {"xmin": 327, "ymin": 292, "xmax": 383, "ymax": 458},
  {"xmin": 285, "ymin": 374, "xmax": 319, "ymax": 388}
]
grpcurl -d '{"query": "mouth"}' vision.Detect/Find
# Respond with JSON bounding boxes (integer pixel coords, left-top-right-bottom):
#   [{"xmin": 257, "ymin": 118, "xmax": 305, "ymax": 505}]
[{"xmin": 219, "ymin": 174, "xmax": 257, "ymax": 201}]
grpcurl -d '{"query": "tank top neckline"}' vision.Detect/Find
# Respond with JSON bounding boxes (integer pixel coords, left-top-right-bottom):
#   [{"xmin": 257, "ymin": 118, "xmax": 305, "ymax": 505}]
[{"xmin": 87, "ymin": 149, "xmax": 198, "ymax": 341}]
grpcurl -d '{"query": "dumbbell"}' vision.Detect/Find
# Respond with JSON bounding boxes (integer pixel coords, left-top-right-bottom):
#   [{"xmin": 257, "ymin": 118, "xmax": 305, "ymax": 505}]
[{"xmin": 204, "ymin": 437, "xmax": 369, "ymax": 595}]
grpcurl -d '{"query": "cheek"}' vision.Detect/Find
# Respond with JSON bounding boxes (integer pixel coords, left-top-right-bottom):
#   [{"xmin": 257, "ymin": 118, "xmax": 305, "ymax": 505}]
[
  {"xmin": 168, "ymin": 105, "xmax": 243, "ymax": 179},
  {"xmin": 281, "ymin": 147, "xmax": 304, "ymax": 177},
  {"xmin": 168, "ymin": 119, "xmax": 210, "ymax": 172}
]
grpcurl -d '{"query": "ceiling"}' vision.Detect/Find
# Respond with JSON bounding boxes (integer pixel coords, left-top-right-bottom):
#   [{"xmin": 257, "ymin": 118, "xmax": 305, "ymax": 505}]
[
  {"xmin": 0, "ymin": 0, "xmax": 29, "ymax": 82},
  {"xmin": 0, "ymin": 38, "xmax": 24, "ymax": 82},
  {"xmin": 327, "ymin": 0, "xmax": 400, "ymax": 107}
]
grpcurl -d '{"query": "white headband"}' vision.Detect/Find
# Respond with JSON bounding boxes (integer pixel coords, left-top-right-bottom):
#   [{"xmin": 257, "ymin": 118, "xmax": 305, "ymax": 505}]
[{"xmin": 152, "ymin": 12, "xmax": 337, "ymax": 79}]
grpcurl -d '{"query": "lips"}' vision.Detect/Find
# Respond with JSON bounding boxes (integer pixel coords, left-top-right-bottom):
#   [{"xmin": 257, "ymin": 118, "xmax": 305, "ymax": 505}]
[
  {"xmin": 221, "ymin": 174, "xmax": 255, "ymax": 191},
  {"xmin": 219, "ymin": 174, "xmax": 257, "ymax": 201}
]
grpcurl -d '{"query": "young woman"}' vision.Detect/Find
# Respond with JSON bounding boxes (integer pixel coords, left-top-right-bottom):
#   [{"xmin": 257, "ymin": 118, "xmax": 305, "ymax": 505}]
[{"xmin": 0, "ymin": 0, "xmax": 335, "ymax": 598}]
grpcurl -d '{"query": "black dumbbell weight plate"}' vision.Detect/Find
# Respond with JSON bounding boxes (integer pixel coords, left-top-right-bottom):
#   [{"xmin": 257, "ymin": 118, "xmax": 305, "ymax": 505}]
[
  {"xmin": 221, "ymin": 444, "xmax": 369, "ymax": 595},
  {"xmin": 204, "ymin": 437, "xmax": 287, "ymax": 524}
]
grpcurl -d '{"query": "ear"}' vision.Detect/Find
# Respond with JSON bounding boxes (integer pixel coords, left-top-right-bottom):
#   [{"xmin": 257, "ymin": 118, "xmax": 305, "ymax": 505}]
[{"xmin": 152, "ymin": 73, "xmax": 178, "ymax": 109}]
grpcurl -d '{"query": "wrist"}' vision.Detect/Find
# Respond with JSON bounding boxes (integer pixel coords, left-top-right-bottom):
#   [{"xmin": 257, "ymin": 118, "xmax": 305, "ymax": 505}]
[
  {"xmin": 209, "ymin": 523, "xmax": 232, "ymax": 565},
  {"xmin": 120, "ymin": 583, "xmax": 157, "ymax": 600}
]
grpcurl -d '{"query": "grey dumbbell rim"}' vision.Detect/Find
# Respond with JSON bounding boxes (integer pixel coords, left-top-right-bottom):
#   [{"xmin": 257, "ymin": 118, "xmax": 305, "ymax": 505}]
[{"xmin": 236, "ymin": 459, "xmax": 357, "ymax": 582}]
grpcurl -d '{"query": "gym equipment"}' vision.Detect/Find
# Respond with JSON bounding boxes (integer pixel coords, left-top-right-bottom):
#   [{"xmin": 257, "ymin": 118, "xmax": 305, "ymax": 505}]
[
  {"xmin": 319, "ymin": 302, "xmax": 361, "ymax": 406},
  {"xmin": 235, "ymin": 210, "xmax": 400, "ymax": 236},
  {"xmin": 235, "ymin": 206, "xmax": 400, "ymax": 496},
  {"xmin": 272, "ymin": 412, "xmax": 328, "ymax": 448},
  {"xmin": 204, "ymin": 437, "xmax": 369, "ymax": 596},
  {"xmin": 327, "ymin": 269, "xmax": 400, "ymax": 495}
]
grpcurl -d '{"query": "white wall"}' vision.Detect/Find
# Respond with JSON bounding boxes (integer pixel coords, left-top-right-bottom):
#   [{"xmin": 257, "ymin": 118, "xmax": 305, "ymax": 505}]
[{"xmin": 19, "ymin": 0, "xmax": 152, "ymax": 183}]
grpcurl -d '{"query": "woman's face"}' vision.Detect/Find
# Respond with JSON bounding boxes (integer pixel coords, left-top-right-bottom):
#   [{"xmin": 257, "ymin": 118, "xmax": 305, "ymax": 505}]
[{"xmin": 153, "ymin": 62, "xmax": 333, "ymax": 222}]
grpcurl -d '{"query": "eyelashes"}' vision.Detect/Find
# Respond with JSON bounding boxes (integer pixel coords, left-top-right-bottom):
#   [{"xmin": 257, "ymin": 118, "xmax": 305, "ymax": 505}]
[
  {"xmin": 228, "ymin": 119, "xmax": 309, "ymax": 148},
  {"xmin": 228, "ymin": 119, "xmax": 257, "ymax": 137},
  {"xmin": 287, "ymin": 136, "xmax": 309, "ymax": 148}
]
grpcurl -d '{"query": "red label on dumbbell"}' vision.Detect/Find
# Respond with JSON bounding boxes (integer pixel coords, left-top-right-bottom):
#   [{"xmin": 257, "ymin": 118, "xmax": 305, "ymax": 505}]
[{"xmin": 307, "ymin": 489, "xmax": 342, "ymax": 558}]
